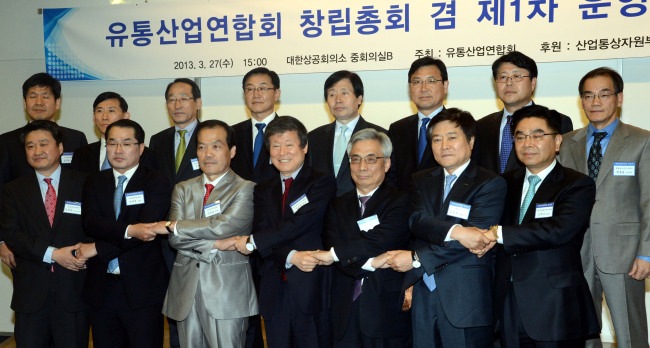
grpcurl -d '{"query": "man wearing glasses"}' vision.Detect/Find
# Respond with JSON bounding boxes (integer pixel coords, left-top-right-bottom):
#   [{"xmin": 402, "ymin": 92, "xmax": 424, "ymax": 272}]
[
  {"xmin": 149, "ymin": 78, "xmax": 204, "ymax": 348},
  {"xmin": 472, "ymin": 51, "xmax": 573, "ymax": 175},
  {"xmin": 388, "ymin": 57, "xmax": 448, "ymax": 191},
  {"xmin": 560, "ymin": 67, "xmax": 650, "ymax": 348},
  {"xmin": 79, "ymin": 119, "xmax": 171, "ymax": 348},
  {"xmin": 309, "ymin": 70, "xmax": 390, "ymax": 197}
]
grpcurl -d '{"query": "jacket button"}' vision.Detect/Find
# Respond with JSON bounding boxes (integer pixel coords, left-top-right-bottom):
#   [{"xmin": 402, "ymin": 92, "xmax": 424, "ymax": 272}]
[{"xmin": 196, "ymin": 263, "xmax": 199, "ymax": 268}]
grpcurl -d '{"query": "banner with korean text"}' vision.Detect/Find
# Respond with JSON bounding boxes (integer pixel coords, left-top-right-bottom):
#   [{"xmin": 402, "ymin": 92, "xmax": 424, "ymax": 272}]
[{"xmin": 43, "ymin": 1, "xmax": 650, "ymax": 81}]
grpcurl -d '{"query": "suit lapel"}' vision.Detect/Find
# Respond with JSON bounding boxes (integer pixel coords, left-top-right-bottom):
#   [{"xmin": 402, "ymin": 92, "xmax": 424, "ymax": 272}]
[
  {"xmin": 361, "ymin": 183, "xmax": 388, "ymax": 219},
  {"xmin": 325, "ymin": 123, "xmax": 336, "ymax": 174},
  {"xmin": 567, "ymin": 128, "xmax": 588, "ymax": 174},
  {"xmin": 427, "ymin": 167, "xmax": 445, "ymax": 217},
  {"xmin": 177, "ymin": 125, "xmax": 199, "ymax": 178},
  {"xmin": 51, "ymin": 169, "xmax": 71, "ymax": 230},
  {"xmin": 163, "ymin": 128, "xmax": 176, "ymax": 177},
  {"xmin": 407, "ymin": 115, "xmax": 420, "ymax": 167},
  {"xmin": 119, "ymin": 166, "xmax": 146, "ymax": 220},
  {"xmin": 239, "ymin": 121, "xmax": 254, "ymax": 172},
  {"xmin": 444, "ymin": 162, "xmax": 476, "ymax": 205},
  {"xmin": 191, "ymin": 176, "xmax": 205, "ymax": 219},
  {"xmin": 523, "ymin": 164, "xmax": 564, "ymax": 223},
  {"xmin": 26, "ymin": 174, "xmax": 52, "ymax": 232},
  {"xmin": 596, "ymin": 123, "xmax": 628, "ymax": 189}
]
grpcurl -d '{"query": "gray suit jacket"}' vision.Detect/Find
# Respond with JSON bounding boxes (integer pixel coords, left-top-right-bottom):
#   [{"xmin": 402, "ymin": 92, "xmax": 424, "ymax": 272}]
[
  {"xmin": 162, "ymin": 170, "xmax": 258, "ymax": 321},
  {"xmin": 559, "ymin": 121, "xmax": 650, "ymax": 273}
]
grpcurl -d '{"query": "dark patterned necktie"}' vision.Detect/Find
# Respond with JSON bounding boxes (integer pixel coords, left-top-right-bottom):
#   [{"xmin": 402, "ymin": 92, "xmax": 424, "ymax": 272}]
[{"xmin": 588, "ymin": 132, "xmax": 607, "ymax": 181}]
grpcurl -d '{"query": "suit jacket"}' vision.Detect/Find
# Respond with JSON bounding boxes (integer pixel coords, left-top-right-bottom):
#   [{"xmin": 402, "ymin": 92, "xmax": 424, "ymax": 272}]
[
  {"xmin": 252, "ymin": 166, "xmax": 336, "ymax": 319},
  {"xmin": 495, "ymin": 163, "xmax": 599, "ymax": 341},
  {"xmin": 149, "ymin": 125, "xmax": 202, "ymax": 190},
  {"xmin": 388, "ymin": 114, "xmax": 440, "ymax": 191},
  {"xmin": 230, "ymin": 117, "xmax": 278, "ymax": 184},
  {"xmin": 81, "ymin": 165, "xmax": 171, "ymax": 309},
  {"xmin": 323, "ymin": 183, "xmax": 411, "ymax": 339},
  {"xmin": 559, "ymin": 121, "xmax": 650, "ymax": 273},
  {"xmin": 308, "ymin": 116, "xmax": 395, "ymax": 196},
  {"xmin": 162, "ymin": 170, "xmax": 258, "ymax": 321},
  {"xmin": 0, "ymin": 125, "xmax": 87, "ymax": 220},
  {"xmin": 472, "ymin": 108, "xmax": 573, "ymax": 174},
  {"xmin": 71, "ymin": 141, "xmax": 158, "ymax": 174},
  {"xmin": 405, "ymin": 162, "xmax": 506, "ymax": 328},
  {"xmin": 0, "ymin": 168, "xmax": 88, "ymax": 313}
]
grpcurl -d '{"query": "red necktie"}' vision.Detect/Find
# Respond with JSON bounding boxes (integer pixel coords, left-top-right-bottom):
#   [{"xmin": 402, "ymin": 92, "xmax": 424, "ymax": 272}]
[
  {"xmin": 203, "ymin": 184, "xmax": 214, "ymax": 206},
  {"xmin": 282, "ymin": 178, "xmax": 293, "ymax": 215},
  {"xmin": 44, "ymin": 178, "xmax": 56, "ymax": 227}
]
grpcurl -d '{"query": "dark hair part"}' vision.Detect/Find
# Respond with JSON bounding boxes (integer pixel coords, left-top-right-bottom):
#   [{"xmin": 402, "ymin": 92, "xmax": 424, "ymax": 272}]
[
  {"xmin": 93, "ymin": 91, "xmax": 128, "ymax": 112},
  {"xmin": 20, "ymin": 120, "xmax": 63, "ymax": 146},
  {"xmin": 491, "ymin": 51, "xmax": 538, "ymax": 80},
  {"xmin": 22, "ymin": 73, "xmax": 61, "ymax": 100},
  {"xmin": 408, "ymin": 57, "xmax": 448, "ymax": 82},
  {"xmin": 578, "ymin": 67, "xmax": 624, "ymax": 95},
  {"xmin": 323, "ymin": 70, "xmax": 364, "ymax": 100},
  {"xmin": 264, "ymin": 116, "xmax": 308, "ymax": 150},
  {"xmin": 510, "ymin": 104, "xmax": 561, "ymax": 136},
  {"xmin": 426, "ymin": 108, "xmax": 476, "ymax": 143},
  {"xmin": 243, "ymin": 67, "xmax": 280, "ymax": 90},
  {"xmin": 196, "ymin": 119, "xmax": 236, "ymax": 149},
  {"xmin": 165, "ymin": 78, "xmax": 201, "ymax": 100},
  {"xmin": 105, "ymin": 119, "xmax": 145, "ymax": 144}
]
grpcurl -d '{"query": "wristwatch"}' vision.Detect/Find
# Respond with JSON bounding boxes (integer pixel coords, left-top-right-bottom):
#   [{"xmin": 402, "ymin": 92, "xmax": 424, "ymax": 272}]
[
  {"xmin": 411, "ymin": 250, "xmax": 421, "ymax": 268},
  {"xmin": 165, "ymin": 221, "xmax": 173, "ymax": 234},
  {"xmin": 489, "ymin": 225, "xmax": 499, "ymax": 240},
  {"xmin": 245, "ymin": 236, "xmax": 255, "ymax": 252}
]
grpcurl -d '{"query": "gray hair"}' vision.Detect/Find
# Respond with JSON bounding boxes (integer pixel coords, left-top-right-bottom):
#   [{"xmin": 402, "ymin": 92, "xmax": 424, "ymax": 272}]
[{"xmin": 347, "ymin": 128, "xmax": 392, "ymax": 157}]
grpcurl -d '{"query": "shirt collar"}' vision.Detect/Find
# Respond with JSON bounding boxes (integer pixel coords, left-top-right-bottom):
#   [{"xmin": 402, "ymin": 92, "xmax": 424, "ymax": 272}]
[
  {"xmin": 281, "ymin": 164, "xmax": 304, "ymax": 181},
  {"xmin": 356, "ymin": 185, "xmax": 380, "ymax": 199},
  {"xmin": 503, "ymin": 100, "xmax": 533, "ymax": 118},
  {"xmin": 525, "ymin": 159, "xmax": 556, "ymax": 184},
  {"xmin": 35, "ymin": 164, "xmax": 62, "ymax": 183},
  {"xmin": 113, "ymin": 164, "xmax": 139, "ymax": 184},
  {"xmin": 418, "ymin": 105, "xmax": 444, "ymax": 120},
  {"xmin": 443, "ymin": 158, "xmax": 471, "ymax": 177},
  {"xmin": 202, "ymin": 170, "xmax": 229, "ymax": 187},
  {"xmin": 335, "ymin": 114, "xmax": 360, "ymax": 133},
  {"xmin": 587, "ymin": 117, "xmax": 619, "ymax": 140},
  {"xmin": 175, "ymin": 119, "xmax": 198, "ymax": 133},
  {"xmin": 251, "ymin": 112, "xmax": 276, "ymax": 127}
]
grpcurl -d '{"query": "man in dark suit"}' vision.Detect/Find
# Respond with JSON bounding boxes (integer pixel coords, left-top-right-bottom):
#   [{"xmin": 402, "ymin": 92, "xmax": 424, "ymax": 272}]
[
  {"xmin": 230, "ymin": 116, "xmax": 336, "ymax": 348},
  {"xmin": 309, "ymin": 70, "xmax": 392, "ymax": 196},
  {"xmin": 560, "ymin": 68, "xmax": 650, "ymax": 348},
  {"xmin": 472, "ymin": 51, "xmax": 573, "ymax": 174},
  {"xmin": 71, "ymin": 92, "xmax": 156, "ymax": 174},
  {"xmin": 388, "ymin": 57, "xmax": 449, "ymax": 191},
  {"xmin": 0, "ymin": 72, "xmax": 87, "ymax": 269},
  {"xmin": 231, "ymin": 67, "xmax": 280, "ymax": 184},
  {"xmin": 491, "ymin": 105, "xmax": 599, "ymax": 347},
  {"xmin": 382, "ymin": 109, "xmax": 507, "ymax": 347},
  {"xmin": 79, "ymin": 119, "xmax": 171, "ymax": 348},
  {"xmin": 149, "ymin": 78, "xmax": 203, "ymax": 348},
  {"xmin": 0, "ymin": 120, "xmax": 90, "ymax": 347},
  {"xmin": 311, "ymin": 128, "xmax": 412, "ymax": 347}
]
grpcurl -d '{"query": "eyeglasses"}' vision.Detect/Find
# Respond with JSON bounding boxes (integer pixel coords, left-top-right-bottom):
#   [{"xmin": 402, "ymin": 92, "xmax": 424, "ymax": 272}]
[
  {"xmin": 245, "ymin": 86, "xmax": 276, "ymax": 94},
  {"xmin": 166, "ymin": 97, "xmax": 194, "ymax": 104},
  {"xmin": 409, "ymin": 78, "xmax": 443, "ymax": 86},
  {"xmin": 495, "ymin": 74, "xmax": 531, "ymax": 83},
  {"xmin": 514, "ymin": 131, "xmax": 558, "ymax": 143},
  {"xmin": 350, "ymin": 155, "xmax": 386, "ymax": 165},
  {"xmin": 106, "ymin": 142, "xmax": 140, "ymax": 149},
  {"xmin": 581, "ymin": 91, "xmax": 618, "ymax": 102}
]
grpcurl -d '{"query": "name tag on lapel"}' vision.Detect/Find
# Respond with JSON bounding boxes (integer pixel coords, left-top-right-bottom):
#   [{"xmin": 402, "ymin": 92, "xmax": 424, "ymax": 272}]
[
  {"xmin": 357, "ymin": 214, "xmax": 380, "ymax": 232},
  {"xmin": 447, "ymin": 201, "xmax": 471, "ymax": 220},
  {"xmin": 125, "ymin": 191, "xmax": 145, "ymax": 206},
  {"xmin": 204, "ymin": 201, "xmax": 221, "ymax": 217},
  {"xmin": 61, "ymin": 152, "xmax": 73, "ymax": 164},
  {"xmin": 191, "ymin": 158, "xmax": 200, "ymax": 171},
  {"xmin": 63, "ymin": 201, "xmax": 81, "ymax": 215},
  {"xmin": 535, "ymin": 203, "xmax": 554, "ymax": 219},
  {"xmin": 290, "ymin": 194, "xmax": 309, "ymax": 214},
  {"xmin": 613, "ymin": 162, "xmax": 635, "ymax": 176}
]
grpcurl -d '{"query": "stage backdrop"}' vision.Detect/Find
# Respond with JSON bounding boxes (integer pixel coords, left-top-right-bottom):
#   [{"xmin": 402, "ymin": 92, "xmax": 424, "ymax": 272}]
[{"xmin": 42, "ymin": 1, "xmax": 650, "ymax": 80}]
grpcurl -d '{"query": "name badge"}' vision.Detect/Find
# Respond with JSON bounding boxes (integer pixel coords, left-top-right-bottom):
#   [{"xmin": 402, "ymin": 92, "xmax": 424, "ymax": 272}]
[
  {"xmin": 290, "ymin": 194, "xmax": 309, "ymax": 214},
  {"xmin": 447, "ymin": 201, "xmax": 471, "ymax": 220},
  {"xmin": 357, "ymin": 214, "xmax": 380, "ymax": 232},
  {"xmin": 61, "ymin": 152, "xmax": 73, "ymax": 164},
  {"xmin": 613, "ymin": 162, "xmax": 635, "ymax": 176},
  {"xmin": 63, "ymin": 201, "xmax": 81, "ymax": 215},
  {"xmin": 204, "ymin": 201, "xmax": 221, "ymax": 217},
  {"xmin": 191, "ymin": 158, "xmax": 200, "ymax": 171},
  {"xmin": 535, "ymin": 203, "xmax": 554, "ymax": 219},
  {"xmin": 125, "ymin": 191, "xmax": 145, "ymax": 206}
]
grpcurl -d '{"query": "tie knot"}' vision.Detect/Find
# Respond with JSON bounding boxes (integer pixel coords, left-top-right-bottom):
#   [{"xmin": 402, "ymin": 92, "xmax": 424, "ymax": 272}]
[
  {"xmin": 527, "ymin": 175, "xmax": 541, "ymax": 186},
  {"xmin": 117, "ymin": 175, "xmax": 127, "ymax": 186},
  {"xmin": 255, "ymin": 123, "xmax": 266, "ymax": 131},
  {"xmin": 421, "ymin": 118, "xmax": 430, "ymax": 128},
  {"xmin": 178, "ymin": 129, "xmax": 187, "ymax": 137},
  {"xmin": 283, "ymin": 177, "xmax": 293, "ymax": 187},
  {"xmin": 593, "ymin": 132, "xmax": 607, "ymax": 142},
  {"xmin": 205, "ymin": 183, "xmax": 214, "ymax": 192},
  {"xmin": 44, "ymin": 178, "xmax": 53, "ymax": 185},
  {"xmin": 506, "ymin": 115, "xmax": 512, "ymax": 124},
  {"xmin": 446, "ymin": 174, "xmax": 457, "ymax": 185},
  {"xmin": 359, "ymin": 195, "xmax": 371, "ymax": 206}
]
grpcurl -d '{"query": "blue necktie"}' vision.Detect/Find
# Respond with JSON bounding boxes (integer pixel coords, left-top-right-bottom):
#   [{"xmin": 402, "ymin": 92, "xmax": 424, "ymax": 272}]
[
  {"xmin": 108, "ymin": 175, "xmax": 127, "ymax": 273},
  {"xmin": 499, "ymin": 116, "xmax": 513, "ymax": 174},
  {"xmin": 253, "ymin": 123, "xmax": 266, "ymax": 167},
  {"xmin": 519, "ymin": 175, "xmax": 541, "ymax": 224},
  {"xmin": 417, "ymin": 118, "xmax": 431, "ymax": 164}
]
